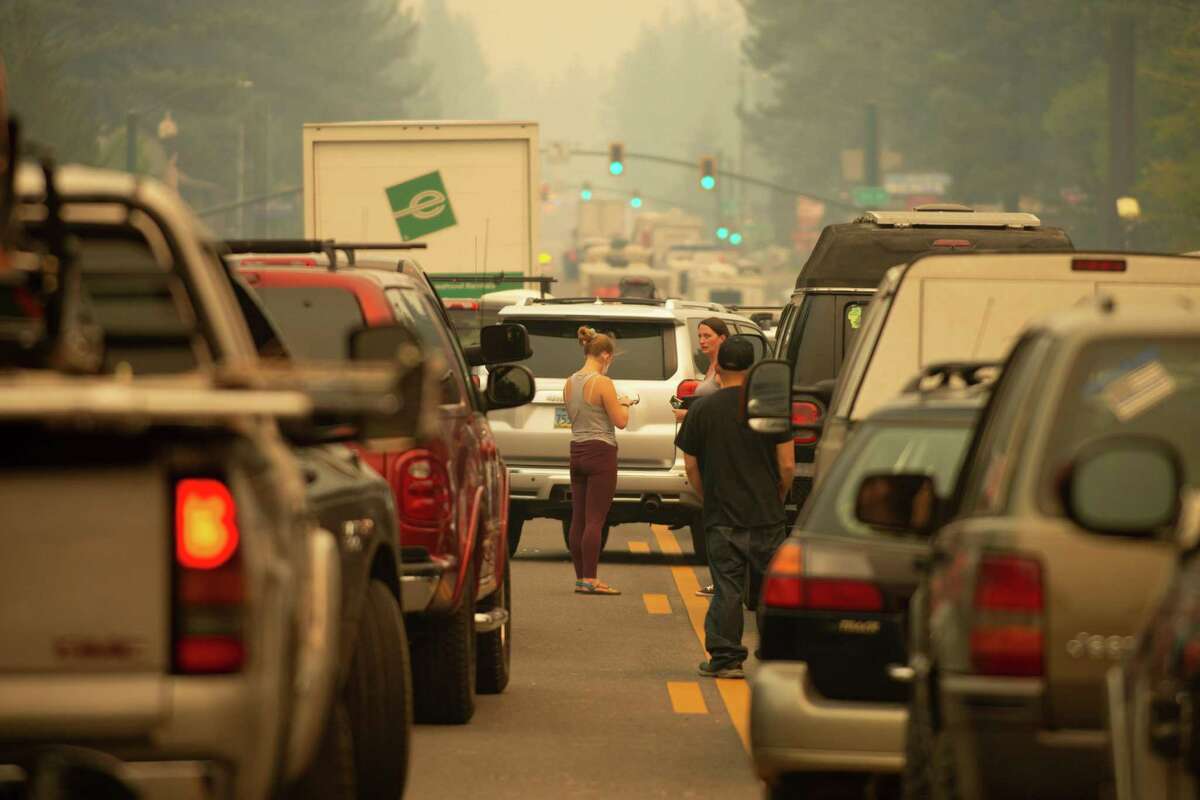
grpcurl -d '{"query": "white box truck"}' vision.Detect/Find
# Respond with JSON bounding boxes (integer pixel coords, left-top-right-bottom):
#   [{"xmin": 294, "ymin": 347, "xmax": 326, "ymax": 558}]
[{"xmin": 302, "ymin": 120, "xmax": 540, "ymax": 276}]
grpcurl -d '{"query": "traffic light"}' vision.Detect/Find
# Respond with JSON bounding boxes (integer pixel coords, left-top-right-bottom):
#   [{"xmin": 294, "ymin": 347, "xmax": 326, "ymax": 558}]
[
  {"xmin": 729, "ymin": 231, "xmax": 743, "ymax": 246},
  {"xmin": 630, "ymin": 190, "xmax": 643, "ymax": 209},
  {"xmin": 581, "ymin": 182, "xmax": 593, "ymax": 202},
  {"xmin": 540, "ymin": 182, "xmax": 550, "ymax": 202},
  {"xmin": 608, "ymin": 142, "xmax": 625, "ymax": 176},
  {"xmin": 715, "ymin": 226, "xmax": 729, "ymax": 240},
  {"xmin": 699, "ymin": 156, "xmax": 716, "ymax": 190}
]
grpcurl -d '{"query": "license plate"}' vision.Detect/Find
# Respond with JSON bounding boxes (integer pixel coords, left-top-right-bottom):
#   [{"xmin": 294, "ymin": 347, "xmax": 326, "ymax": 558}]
[{"xmin": 554, "ymin": 407, "xmax": 571, "ymax": 429}]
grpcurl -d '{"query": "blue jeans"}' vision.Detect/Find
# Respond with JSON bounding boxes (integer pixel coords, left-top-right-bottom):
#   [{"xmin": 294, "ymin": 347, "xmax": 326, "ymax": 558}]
[{"xmin": 703, "ymin": 523, "xmax": 788, "ymax": 669}]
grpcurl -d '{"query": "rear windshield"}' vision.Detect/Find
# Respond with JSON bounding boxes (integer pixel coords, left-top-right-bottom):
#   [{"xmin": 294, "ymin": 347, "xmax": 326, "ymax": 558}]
[
  {"xmin": 252, "ymin": 286, "xmax": 365, "ymax": 360},
  {"xmin": 801, "ymin": 421, "xmax": 973, "ymax": 537},
  {"xmin": 509, "ymin": 318, "xmax": 676, "ymax": 380},
  {"xmin": 1042, "ymin": 337, "xmax": 1200, "ymax": 508}
]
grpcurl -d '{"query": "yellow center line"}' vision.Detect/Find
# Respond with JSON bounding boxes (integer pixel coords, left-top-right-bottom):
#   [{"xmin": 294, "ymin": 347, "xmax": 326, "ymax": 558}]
[
  {"xmin": 643, "ymin": 593, "xmax": 672, "ymax": 614},
  {"xmin": 667, "ymin": 681, "xmax": 708, "ymax": 714},
  {"xmin": 653, "ymin": 524, "xmax": 753, "ymax": 753},
  {"xmin": 628, "ymin": 540, "xmax": 651, "ymax": 554}
]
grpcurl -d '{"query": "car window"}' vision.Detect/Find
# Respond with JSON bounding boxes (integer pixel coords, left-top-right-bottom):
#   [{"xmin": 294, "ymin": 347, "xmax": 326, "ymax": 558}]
[
  {"xmin": 787, "ymin": 294, "xmax": 836, "ymax": 386},
  {"xmin": 841, "ymin": 301, "xmax": 868, "ymax": 362},
  {"xmin": 387, "ymin": 288, "xmax": 467, "ymax": 406},
  {"xmin": 251, "ymin": 285, "xmax": 365, "ymax": 361},
  {"xmin": 444, "ymin": 302, "xmax": 482, "ymax": 349},
  {"xmin": 957, "ymin": 335, "xmax": 1049, "ymax": 516},
  {"xmin": 1039, "ymin": 336, "xmax": 1200, "ymax": 513},
  {"xmin": 511, "ymin": 318, "xmax": 676, "ymax": 380},
  {"xmin": 734, "ymin": 326, "xmax": 768, "ymax": 362},
  {"xmin": 801, "ymin": 421, "xmax": 974, "ymax": 538}
]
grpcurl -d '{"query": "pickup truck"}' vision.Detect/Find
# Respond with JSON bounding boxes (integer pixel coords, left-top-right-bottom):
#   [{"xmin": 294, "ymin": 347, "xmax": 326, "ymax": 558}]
[{"xmin": 0, "ymin": 163, "xmax": 426, "ymax": 799}]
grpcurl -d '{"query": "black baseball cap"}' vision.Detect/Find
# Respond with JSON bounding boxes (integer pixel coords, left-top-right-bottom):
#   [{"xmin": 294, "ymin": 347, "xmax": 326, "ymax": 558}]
[{"xmin": 717, "ymin": 335, "xmax": 756, "ymax": 371}]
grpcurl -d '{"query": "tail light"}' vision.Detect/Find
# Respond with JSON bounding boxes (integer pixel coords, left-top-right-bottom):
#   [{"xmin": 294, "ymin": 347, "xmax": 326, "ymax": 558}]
[
  {"xmin": 970, "ymin": 554, "xmax": 1043, "ymax": 677},
  {"xmin": 791, "ymin": 401, "xmax": 821, "ymax": 445},
  {"xmin": 445, "ymin": 301, "xmax": 479, "ymax": 311},
  {"xmin": 931, "ymin": 239, "xmax": 973, "ymax": 249},
  {"xmin": 173, "ymin": 478, "xmax": 244, "ymax": 674},
  {"xmin": 396, "ymin": 449, "xmax": 452, "ymax": 525},
  {"xmin": 676, "ymin": 379, "xmax": 700, "ymax": 399},
  {"xmin": 762, "ymin": 540, "xmax": 884, "ymax": 611},
  {"xmin": 1072, "ymin": 258, "xmax": 1126, "ymax": 272}
]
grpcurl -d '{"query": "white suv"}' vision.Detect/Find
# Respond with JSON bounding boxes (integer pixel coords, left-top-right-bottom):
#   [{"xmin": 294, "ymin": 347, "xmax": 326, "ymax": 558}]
[{"xmin": 488, "ymin": 297, "xmax": 768, "ymax": 559}]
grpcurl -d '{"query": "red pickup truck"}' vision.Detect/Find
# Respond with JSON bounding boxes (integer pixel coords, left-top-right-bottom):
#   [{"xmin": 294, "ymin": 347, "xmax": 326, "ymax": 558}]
[{"xmin": 231, "ymin": 243, "xmax": 533, "ymax": 724}]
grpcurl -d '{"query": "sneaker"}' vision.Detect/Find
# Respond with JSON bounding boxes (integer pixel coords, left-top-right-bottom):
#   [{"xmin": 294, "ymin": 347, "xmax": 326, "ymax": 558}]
[
  {"xmin": 698, "ymin": 661, "xmax": 745, "ymax": 679},
  {"xmin": 695, "ymin": 584, "xmax": 715, "ymax": 597}
]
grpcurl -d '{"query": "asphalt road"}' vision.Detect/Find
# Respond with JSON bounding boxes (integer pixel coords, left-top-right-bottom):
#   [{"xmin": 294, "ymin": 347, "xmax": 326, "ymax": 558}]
[{"xmin": 406, "ymin": 518, "xmax": 764, "ymax": 799}]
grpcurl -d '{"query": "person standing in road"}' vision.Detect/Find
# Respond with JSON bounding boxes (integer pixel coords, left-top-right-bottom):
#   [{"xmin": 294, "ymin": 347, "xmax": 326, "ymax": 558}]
[
  {"xmin": 674, "ymin": 317, "xmax": 730, "ymax": 598},
  {"xmin": 675, "ymin": 336, "xmax": 795, "ymax": 678},
  {"xmin": 564, "ymin": 326, "xmax": 636, "ymax": 595}
]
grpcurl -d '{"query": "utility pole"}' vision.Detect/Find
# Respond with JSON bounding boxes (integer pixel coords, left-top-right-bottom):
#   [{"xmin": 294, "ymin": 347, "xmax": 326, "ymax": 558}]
[
  {"xmin": 864, "ymin": 103, "xmax": 880, "ymax": 188},
  {"xmin": 1108, "ymin": 10, "xmax": 1136, "ymax": 248}
]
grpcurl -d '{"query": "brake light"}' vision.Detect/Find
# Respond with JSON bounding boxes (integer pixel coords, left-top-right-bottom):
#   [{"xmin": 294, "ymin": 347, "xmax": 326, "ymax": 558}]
[
  {"xmin": 676, "ymin": 379, "xmax": 700, "ymax": 399},
  {"xmin": 970, "ymin": 554, "xmax": 1043, "ymax": 677},
  {"xmin": 176, "ymin": 479, "xmax": 240, "ymax": 570},
  {"xmin": 446, "ymin": 301, "xmax": 479, "ymax": 311},
  {"xmin": 396, "ymin": 450, "xmax": 452, "ymax": 525},
  {"xmin": 806, "ymin": 579, "xmax": 884, "ymax": 611},
  {"xmin": 1072, "ymin": 258, "xmax": 1126, "ymax": 272},
  {"xmin": 762, "ymin": 541, "xmax": 884, "ymax": 611},
  {"xmin": 173, "ymin": 478, "xmax": 244, "ymax": 674},
  {"xmin": 932, "ymin": 239, "xmax": 973, "ymax": 249},
  {"xmin": 763, "ymin": 541, "xmax": 804, "ymax": 607},
  {"xmin": 791, "ymin": 401, "xmax": 821, "ymax": 445}
]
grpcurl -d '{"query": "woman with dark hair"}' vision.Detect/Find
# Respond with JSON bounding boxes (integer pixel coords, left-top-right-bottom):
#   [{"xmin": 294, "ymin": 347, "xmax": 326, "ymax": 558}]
[{"xmin": 563, "ymin": 325, "xmax": 636, "ymax": 594}]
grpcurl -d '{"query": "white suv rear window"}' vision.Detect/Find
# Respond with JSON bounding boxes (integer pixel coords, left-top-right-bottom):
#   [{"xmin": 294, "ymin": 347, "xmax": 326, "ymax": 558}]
[{"xmin": 511, "ymin": 319, "xmax": 676, "ymax": 380}]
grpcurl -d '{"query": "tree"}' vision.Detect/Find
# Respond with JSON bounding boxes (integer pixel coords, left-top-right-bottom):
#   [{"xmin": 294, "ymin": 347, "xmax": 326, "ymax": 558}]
[{"xmin": 414, "ymin": 0, "xmax": 497, "ymax": 119}]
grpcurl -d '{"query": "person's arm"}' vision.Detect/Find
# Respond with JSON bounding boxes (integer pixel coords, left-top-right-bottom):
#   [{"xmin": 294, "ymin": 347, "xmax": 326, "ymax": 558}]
[
  {"xmin": 596, "ymin": 376, "xmax": 631, "ymax": 429},
  {"xmin": 684, "ymin": 453, "xmax": 704, "ymax": 504},
  {"xmin": 775, "ymin": 440, "xmax": 795, "ymax": 502}
]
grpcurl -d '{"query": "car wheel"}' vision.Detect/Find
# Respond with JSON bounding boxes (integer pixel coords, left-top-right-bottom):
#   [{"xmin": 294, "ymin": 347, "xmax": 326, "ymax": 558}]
[
  {"xmin": 287, "ymin": 701, "xmax": 356, "ymax": 800},
  {"xmin": 561, "ymin": 520, "xmax": 610, "ymax": 553},
  {"xmin": 506, "ymin": 508, "xmax": 525, "ymax": 556},
  {"xmin": 410, "ymin": 560, "xmax": 476, "ymax": 724},
  {"xmin": 689, "ymin": 512, "xmax": 707, "ymax": 565},
  {"xmin": 343, "ymin": 580, "xmax": 411, "ymax": 800},
  {"xmin": 475, "ymin": 564, "xmax": 511, "ymax": 694}
]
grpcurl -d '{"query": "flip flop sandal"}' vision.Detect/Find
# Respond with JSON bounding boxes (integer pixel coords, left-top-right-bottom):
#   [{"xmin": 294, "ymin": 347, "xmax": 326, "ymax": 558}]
[{"xmin": 575, "ymin": 581, "xmax": 621, "ymax": 595}]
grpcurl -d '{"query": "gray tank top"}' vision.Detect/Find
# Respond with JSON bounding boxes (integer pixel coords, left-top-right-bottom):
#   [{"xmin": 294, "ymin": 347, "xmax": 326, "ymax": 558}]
[
  {"xmin": 694, "ymin": 371, "xmax": 720, "ymax": 398},
  {"xmin": 566, "ymin": 371, "xmax": 617, "ymax": 447}
]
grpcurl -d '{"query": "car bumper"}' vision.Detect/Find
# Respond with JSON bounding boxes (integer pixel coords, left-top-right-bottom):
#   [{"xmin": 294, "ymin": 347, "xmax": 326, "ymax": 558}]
[
  {"xmin": 507, "ymin": 465, "xmax": 700, "ymax": 516},
  {"xmin": 939, "ymin": 673, "xmax": 1107, "ymax": 798},
  {"xmin": 750, "ymin": 662, "xmax": 905, "ymax": 780},
  {"xmin": 399, "ymin": 556, "xmax": 452, "ymax": 613}
]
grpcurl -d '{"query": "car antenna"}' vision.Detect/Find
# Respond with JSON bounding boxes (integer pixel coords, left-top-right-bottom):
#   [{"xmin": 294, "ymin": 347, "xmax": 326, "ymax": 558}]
[{"xmin": 970, "ymin": 296, "xmax": 995, "ymax": 359}]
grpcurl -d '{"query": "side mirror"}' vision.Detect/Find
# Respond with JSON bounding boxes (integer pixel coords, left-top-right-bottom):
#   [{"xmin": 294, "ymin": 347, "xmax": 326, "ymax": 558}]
[
  {"xmin": 855, "ymin": 473, "xmax": 940, "ymax": 535},
  {"xmin": 479, "ymin": 323, "xmax": 532, "ymax": 365},
  {"xmin": 1061, "ymin": 435, "xmax": 1181, "ymax": 537},
  {"xmin": 743, "ymin": 358, "xmax": 792, "ymax": 434},
  {"xmin": 484, "ymin": 364, "xmax": 535, "ymax": 411}
]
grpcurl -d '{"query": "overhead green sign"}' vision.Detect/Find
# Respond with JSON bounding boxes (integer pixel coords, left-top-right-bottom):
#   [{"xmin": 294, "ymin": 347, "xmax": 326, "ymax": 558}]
[
  {"xmin": 385, "ymin": 170, "xmax": 457, "ymax": 241},
  {"xmin": 851, "ymin": 185, "xmax": 890, "ymax": 208}
]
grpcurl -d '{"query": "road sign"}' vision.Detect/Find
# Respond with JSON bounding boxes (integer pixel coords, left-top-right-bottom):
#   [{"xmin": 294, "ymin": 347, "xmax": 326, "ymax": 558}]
[
  {"xmin": 851, "ymin": 185, "xmax": 890, "ymax": 207},
  {"xmin": 385, "ymin": 171, "xmax": 457, "ymax": 241},
  {"xmin": 883, "ymin": 172, "xmax": 951, "ymax": 196}
]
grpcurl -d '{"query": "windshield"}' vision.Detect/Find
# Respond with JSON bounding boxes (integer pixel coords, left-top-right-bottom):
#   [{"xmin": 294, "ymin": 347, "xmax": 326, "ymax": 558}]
[
  {"xmin": 510, "ymin": 318, "xmax": 675, "ymax": 380},
  {"xmin": 1042, "ymin": 337, "xmax": 1200, "ymax": 509},
  {"xmin": 251, "ymin": 285, "xmax": 365, "ymax": 361},
  {"xmin": 801, "ymin": 420, "xmax": 974, "ymax": 537}
]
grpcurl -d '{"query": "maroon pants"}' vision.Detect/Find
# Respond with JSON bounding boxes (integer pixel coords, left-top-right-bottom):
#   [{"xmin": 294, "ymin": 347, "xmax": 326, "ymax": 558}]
[{"xmin": 568, "ymin": 440, "xmax": 618, "ymax": 579}]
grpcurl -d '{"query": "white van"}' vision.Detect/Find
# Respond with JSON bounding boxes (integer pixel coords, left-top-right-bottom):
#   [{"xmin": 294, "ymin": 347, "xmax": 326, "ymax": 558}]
[{"xmin": 813, "ymin": 251, "xmax": 1200, "ymax": 477}]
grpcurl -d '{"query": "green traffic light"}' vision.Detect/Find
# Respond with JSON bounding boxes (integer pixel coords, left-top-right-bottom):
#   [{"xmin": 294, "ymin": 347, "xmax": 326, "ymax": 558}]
[
  {"xmin": 581, "ymin": 188, "xmax": 592, "ymax": 201},
  {"xmin": 610, "ymin": 162, "xmax": 624, "ymax": 176},
  {"xmin": 700, "ymin": 175, "xmax": 715, "ymax": 191},
  {"xmin": 630, "ymin": 196, "xmax": 643, "ymax": 209},
  {"xmin": 729, "ymin": 232, "xmax": 743, "ymax": 246},
  {"xmin": 716, "ymin": 226, "xmax": 729, "ymax": 240}
]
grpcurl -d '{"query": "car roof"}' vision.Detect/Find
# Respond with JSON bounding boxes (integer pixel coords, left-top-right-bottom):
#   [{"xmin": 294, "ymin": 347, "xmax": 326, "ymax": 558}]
[
  {"xmin": 230, "ymin": 256, "xmax": 425, "ymax": 291},
  {"xmin": 497, "ymin": 296, "xmax": 755, "ymax": 324}
]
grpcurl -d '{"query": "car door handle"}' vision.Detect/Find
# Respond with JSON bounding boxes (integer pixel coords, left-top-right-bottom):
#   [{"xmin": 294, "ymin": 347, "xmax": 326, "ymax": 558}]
[{"xmin": 887, "ymin": 664, "xmax": 915, "ymax": 683}]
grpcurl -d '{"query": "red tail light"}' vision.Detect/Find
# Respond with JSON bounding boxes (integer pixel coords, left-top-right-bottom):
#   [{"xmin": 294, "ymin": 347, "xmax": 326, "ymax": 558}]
[
  {"xmin": 173, "ymin": 478, "xmax": 244, "ymax": 674},
  {"xmin": 791, "ymin": 401, "xmax": 821, "ymax": 445},
  {"xmin": 1072, "ymin": 258, "xmax": 1126, "ymax": 272},
  {"xmin": 932, "ymin": 239, "xmax": 973, "ymax": 249},
  {"xmin": 676, "ymin": 379, "xmax": 700, "ymax": 399},
  {"xmin": 970, "ymin": 554, "xmax": 1043, "ymax": 677},
  {"xmin": 445, "ymin": 301, "xmax": 480, "ymax": 311},
  {"xmin": 762, "ymin": 541, "xmax": 884, "ymax": 611},
  {"xmin": 396, "ymin": 450, "xmax": 452, "ymax": 525}
]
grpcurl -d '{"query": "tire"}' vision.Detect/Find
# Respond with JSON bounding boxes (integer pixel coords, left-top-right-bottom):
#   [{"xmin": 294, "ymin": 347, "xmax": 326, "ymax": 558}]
[
  {"xmin": 506, "ymin": 507, "xmax": 525, "ymax": 556},
  {"xmin": 561, "ymin": 519, "xmax": 610, "ymax": 553},
  {"xmin": 903, "ymin": 674, "xmax": 933, "ymax": 800},
  {"xmin": 410, "ymin": 560, "xmax": 476, "ymax": 724},
  {"xmin": 287, "ymin": 701, "xmax": 356, "ymax": 800},
  {"xmin": 475, "ymin": 564, "xmax": 511, "ymax": 694},
  {"xmin": 343, "ymin": 581, "xmax": 411, "ymax": 800},
  {"xmin": 689, "ymin": 512, "xmax": 708, "ymax": 565}
]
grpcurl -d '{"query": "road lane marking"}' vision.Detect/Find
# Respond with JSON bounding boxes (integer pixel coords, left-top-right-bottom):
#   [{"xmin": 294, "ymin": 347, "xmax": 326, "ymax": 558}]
[
  {"xmin": 654, "ymin": 524, "xmax": 753, "ymax": 753},
  {"xmin": 667, "ymin": 681, "xmax": 708, "ymax": 714},
  {"xmin": 628, "ymin": 540, "xmax": 651, "ymax": 553},
  {"xmin": 643, "ymin": 593, "xmax": 672, "ymax": 614}
]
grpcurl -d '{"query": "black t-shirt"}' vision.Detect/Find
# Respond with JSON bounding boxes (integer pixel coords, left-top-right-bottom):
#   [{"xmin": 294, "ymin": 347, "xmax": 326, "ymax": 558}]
[{"xmin": 674, "ymin": 386, "xmax": 791, "ymax": 529}]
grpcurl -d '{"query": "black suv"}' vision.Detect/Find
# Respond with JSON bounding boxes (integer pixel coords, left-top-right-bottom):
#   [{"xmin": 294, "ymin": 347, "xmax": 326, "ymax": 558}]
[{"xmin": 772, "ymin": 206, "xmax": 1072, "ymax": 512}]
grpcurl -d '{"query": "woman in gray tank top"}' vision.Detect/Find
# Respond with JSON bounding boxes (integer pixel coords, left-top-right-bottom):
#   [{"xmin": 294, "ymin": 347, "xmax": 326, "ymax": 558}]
[{"xmin": 563, "ymin": 326, "xmax": 635, "ymax": 595}]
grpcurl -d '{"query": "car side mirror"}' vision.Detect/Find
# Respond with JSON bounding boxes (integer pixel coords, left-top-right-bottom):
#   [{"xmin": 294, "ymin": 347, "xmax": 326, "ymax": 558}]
[
  {"xmin": 484, "ymin": 364, "xmax": 535, "ymax": 411},
  {"xmin": 479, "ymin": 323, "xmax": 532, "ymax": 365},
  {"xmin": 743, "ymin": 358, "xmax": 792, "ymax": 434},
  {"xmin": 855, "ymin": 473, "xmax": 940, "ymax": 535},
  {"xmin": 1061, "ymin": 435, "xmax": 1181, "ymax": 538}
]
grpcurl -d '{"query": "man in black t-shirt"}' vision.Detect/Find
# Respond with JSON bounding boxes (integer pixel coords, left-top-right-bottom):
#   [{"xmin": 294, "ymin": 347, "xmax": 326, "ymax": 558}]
[{"xmin": 675, "ymin": 336, "xmax": 795, "ymax": 679}]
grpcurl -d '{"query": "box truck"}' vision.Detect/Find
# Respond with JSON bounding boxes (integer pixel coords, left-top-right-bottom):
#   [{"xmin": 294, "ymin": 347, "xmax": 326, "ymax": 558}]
[{"xmin": 303, "ymin": 120, "xmax": 540, "ymax": 278}]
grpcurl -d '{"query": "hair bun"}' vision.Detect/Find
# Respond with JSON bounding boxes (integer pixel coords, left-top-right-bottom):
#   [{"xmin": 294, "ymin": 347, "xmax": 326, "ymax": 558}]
[{"xmin": 577, "ymin": 325, "xmax": 596, "ymax": 347}]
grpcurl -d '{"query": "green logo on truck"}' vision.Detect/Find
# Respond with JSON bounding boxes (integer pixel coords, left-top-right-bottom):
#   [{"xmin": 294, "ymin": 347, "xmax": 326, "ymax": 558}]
[{"xmin": 385, "ymin": 171, "xmax": 457, "ymax": 240}]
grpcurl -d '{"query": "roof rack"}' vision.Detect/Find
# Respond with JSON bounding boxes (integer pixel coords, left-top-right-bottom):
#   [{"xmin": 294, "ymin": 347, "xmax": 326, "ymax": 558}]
[
  {"xmin": 857, "ymin": 210, "xmax": 1042, "ymax": 229},
  {"xmin": 902, "ymin": 361, "xmax": 1003, "ymax": 393},
  {"xmin": 222, "ymin": 239, "xmax": 427, "ymax": 271},
  {"xmin": 528, "ymin": 296, "xmax": 667, "ymax": 307},
  {"xmin": 428, "ymin": 273, "xmax": 557, "ymax": 298}
]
